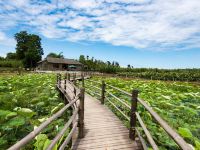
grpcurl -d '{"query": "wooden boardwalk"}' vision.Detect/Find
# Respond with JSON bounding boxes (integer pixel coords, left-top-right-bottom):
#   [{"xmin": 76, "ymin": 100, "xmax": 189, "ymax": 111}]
[
  {"xmin": 72, "ymin": 94, "xmax": 142, "ymax": 150},
  {"xmin": 7, "ymin": 74, "xmax": 191, "ymax": 150}
]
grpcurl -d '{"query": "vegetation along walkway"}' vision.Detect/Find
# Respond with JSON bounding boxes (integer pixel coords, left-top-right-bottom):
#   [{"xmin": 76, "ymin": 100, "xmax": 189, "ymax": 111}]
[{"xmin": 8, "ymin": 73, "xmax": 192, "ymax": 150}]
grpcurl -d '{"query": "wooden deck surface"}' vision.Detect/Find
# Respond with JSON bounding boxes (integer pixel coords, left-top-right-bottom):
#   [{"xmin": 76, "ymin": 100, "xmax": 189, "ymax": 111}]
[
  {"xmin": 60, "ymin": 80, "xmax": 142, "ymax": 150},
  {"xmin": 72, "ymin": 94, "xmax": 142, "ymax": 150}
]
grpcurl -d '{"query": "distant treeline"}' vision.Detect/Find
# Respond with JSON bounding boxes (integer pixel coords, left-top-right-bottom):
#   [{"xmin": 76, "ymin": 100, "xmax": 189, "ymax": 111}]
[
  {"xmin": 79, "ymin": 55, "xmax": 120, "ymax": 73},
  {"xmin": 79, "ymin": 55, "xmax": 200, "ymax": 82},
  {"xmin": 0, "ymin": 56, "xmax": 23, "ymax": 69},
  {"xmin": 117, "ymin": 68, "xmax": 200, "ymax": 82}
]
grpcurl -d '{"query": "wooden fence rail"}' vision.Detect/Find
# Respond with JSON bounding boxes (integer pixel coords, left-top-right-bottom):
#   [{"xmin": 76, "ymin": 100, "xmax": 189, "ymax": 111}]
[
  {"xmin": 85, "ymin": 78, "xmax": 192, "ymax": 150},
  {"xmin": 8, "ymin": 73, "xmax": 85, "ymax": 150}
]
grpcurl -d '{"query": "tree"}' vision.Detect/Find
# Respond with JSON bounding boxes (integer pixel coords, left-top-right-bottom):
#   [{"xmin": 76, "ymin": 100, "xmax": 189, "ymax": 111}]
[
  {"xmin": 112, "ymin": 61, "xmax": 115, "ymax": 66},
  {"xmin": 107, "ymin": 61, "xmax": 111, "ymax": 65},
  {"xmin": 115, "ymin": 62, "xmax": 120, "ymax": 67},
  {"xmin": 0, "ymin": 56, "xmax": 4, "ymax": 60},
  {"xmin": 15, "ymin": 31, "xmax": 43, "ymax": 68},
  {"xmin": 6, "ymin": 52, "xmax": 17, "ymax": 60},
  {"xmin": 47, "ymin": 52, "xmax": 64, "ymax": 58},
  {"xmin": 78, "ymin": 55, "xmax": 120, "ymax": 73},
  {"xmin": 79, "ymin": 55, "xmax": 85, "ymax": 64}
]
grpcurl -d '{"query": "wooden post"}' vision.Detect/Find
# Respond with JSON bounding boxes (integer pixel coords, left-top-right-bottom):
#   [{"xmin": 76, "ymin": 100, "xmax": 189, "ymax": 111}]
[
  {"xmin": 57, "ymin": 73, "xmax": 59, "ymax": 85},
  {"xmin": 81, "ymin": 73, "xmax": 84, "ymax": 87},
  {"xmin": 73, "ymin": 73, "xmax": 76, "ymax": 85},
  {"xmin": 78, "ymin": 88, "xmax": 85, "ymax": 138},
  {"xmin": 129, "ymin": 90, "xmax": 139, "ymax": 140},
  {"xmin": 58, "ymin": 74, "xmax": 62, "ymax": 98},
  {"xmin": 74, "ymin": 87, "xmax": 76, "ymax": 98},
  {"xmin": 101, "ymin": 81, "xmax": 106, "ymax": 104},
  {"xmin": 64, "ymin": 74, "xmax": 67, "ymax": 93},
  {"xmin": 59, "ymin": 74, "xmax": 61, "ymax": 88},
  {"xmin": 68, "ymin": 73, "xmax": 70, "ymax": 81}
]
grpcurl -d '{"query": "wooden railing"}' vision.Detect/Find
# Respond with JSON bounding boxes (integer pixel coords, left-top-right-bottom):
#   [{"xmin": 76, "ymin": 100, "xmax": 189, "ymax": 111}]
[
  {"xmin": 8, "ymin": 73, "xmax": 85, "ymax": 150},
  {"xmin": 84, "ymin": 78, "xmax": 192, "ymax": 150}
]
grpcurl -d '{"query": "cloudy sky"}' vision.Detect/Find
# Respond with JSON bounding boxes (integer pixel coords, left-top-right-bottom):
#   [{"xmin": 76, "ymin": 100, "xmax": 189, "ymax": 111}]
[{"xmin": 0, "ymin": 0, "xmax": 200, "ymax": 68}]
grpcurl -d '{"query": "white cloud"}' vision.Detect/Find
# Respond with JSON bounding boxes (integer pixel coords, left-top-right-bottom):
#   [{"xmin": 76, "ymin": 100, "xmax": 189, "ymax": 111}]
[
  {"xmin": 0, "ymin": 0, "xmax": 200, "ymax": 51},
  {"xmin": 71, "ymin": 0, "xmax": 99, "ymax": 9},
  {"xmin": 0, "ymin": 31, "xmax": 16, "ymax": 47}
]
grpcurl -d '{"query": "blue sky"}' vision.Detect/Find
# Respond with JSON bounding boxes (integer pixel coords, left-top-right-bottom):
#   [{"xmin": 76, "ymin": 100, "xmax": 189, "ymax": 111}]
[{"xmin": 0, "ymin": 0, "xmax": 200, "ymax": 68}]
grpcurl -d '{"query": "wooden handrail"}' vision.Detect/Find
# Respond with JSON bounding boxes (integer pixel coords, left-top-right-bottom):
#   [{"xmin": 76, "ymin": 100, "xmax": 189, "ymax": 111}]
[
  {"xmin": 106, "ymin": 97, "xmax": 130, "ymax": 121},
  {"xmin": 106, "ymin": 83, "xmax": 131, "ymax": 96},
  {"xmin": 106, "ymin": 90, "xmax": 131, "ymax": 109},
  {"xmin": 86, "ymin": 79, "xmax": 102, "ymax": 84},
  {"xmin": 137, "ymin": 98, "xmax": 191, "ymax": 150},
  {"xmin": 8, "ymin": 96, "xmax": 79, "ymax": 150},
  {"xmin": 59, "ymin": 121, "xmax": 78, "ymax": 150},
  {"xmin": 46, "ymin": 108, "xmax": 79, "ymax": 150},
  {"xmin": 67, "ymin": 80, "xmax": 80, "ymax": 94},
  {"xmin": 136, "ymin": 112, "xmax": 159, "ymax": 150},
  {"xmin": 135, "ymin": 128, "xmax": 148, "ymax": 150},
  {"xmin": 86, "ymin": 88, "xmax": 101, "ymax": 97},
  {"xmin": 85, "ymin": 82, "xmax": 102, "ymax": 91}
]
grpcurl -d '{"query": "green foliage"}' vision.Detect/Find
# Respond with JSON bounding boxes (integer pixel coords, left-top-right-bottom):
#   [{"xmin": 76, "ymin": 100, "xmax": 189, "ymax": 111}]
[
  {"xmin": 15, "ymin": 31, "xmax": 43, "ymax": 68},
  {"xmin": 118, "ymin": 68, "xmax": 200, "ymax": 82},
  {"xmin": 6, "ymin": 116, "xmax": 25, "ymax": 127},
  {"xmin": 79, "ymin": 55, "xmax": 120, "ymax": 73},
  {"xmin": 6, "ymin": 52, "xmax": 17, "ymax": 60},
  {"xmin": 34, "ymin": 134, "xmax": 48, "ymax": 150},
  {"xmin": 85, "ymin": 76, "xmax": 200, "ymax": 149},
  {"xmin": 79, "ymin": 55, "xmax": 85, "ymax": 64},
  {"xmin": 0, "ymin": 74, "xmax": 68, "ymax": 149},
  {"xmin": 51, "ymin": 103, "xmax": 65, "ymax": 114},
  {"xmin": 47, "ymin": 52, "xmax": 64, "ymax": 59},
  {"xmin": 0, "ymin": 59, "xmax": 23, "ymax": 68},
  {"xmin": 34, "ymin": 134, "xmax": 58, "ymax": 150},
  {"xmin": 15, "ymin": 107, "xmax": 36, "ymax": 118},
  {"xmin": 79, "ymin": 55, "xmax": 200, "ymax": 81},
  {"xmin": 178, "ymin": 128, "xmax": 193, "ymax": 139},
  {"xmin": 195, "ymin": 140, "xmax": 200, "ymax": 150}
]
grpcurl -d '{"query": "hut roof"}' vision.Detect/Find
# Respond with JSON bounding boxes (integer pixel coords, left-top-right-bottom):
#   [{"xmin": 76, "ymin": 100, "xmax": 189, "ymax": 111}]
[{"xmin": 38, "ymin": 57, "xmax": 82, "ymax": 65}]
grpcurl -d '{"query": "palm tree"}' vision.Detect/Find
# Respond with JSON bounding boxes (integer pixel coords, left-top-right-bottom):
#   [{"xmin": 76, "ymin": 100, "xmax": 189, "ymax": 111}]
[{"xmin": 47, "ymin": 52, "xmax": 64, "ymax": 58}]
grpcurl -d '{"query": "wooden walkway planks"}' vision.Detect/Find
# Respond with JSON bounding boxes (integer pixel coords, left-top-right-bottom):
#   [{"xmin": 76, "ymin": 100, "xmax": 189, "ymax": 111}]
[{"xmin": 72, "ymin": 94, "xmax": 142, "ymax": 150}]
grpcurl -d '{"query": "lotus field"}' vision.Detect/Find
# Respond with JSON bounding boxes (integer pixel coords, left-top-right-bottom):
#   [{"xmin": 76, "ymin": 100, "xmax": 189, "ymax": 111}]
[
  {"xmin": 0, "ymin": 74, "xmax": 70, "ymax": 150},
  {"xmin": 0, "ymin": 73, "xmax": 200, "ymax": 150},
  {"xmin": 84, "ymin": 77, "xmax": 200, "ymax": 150}
]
